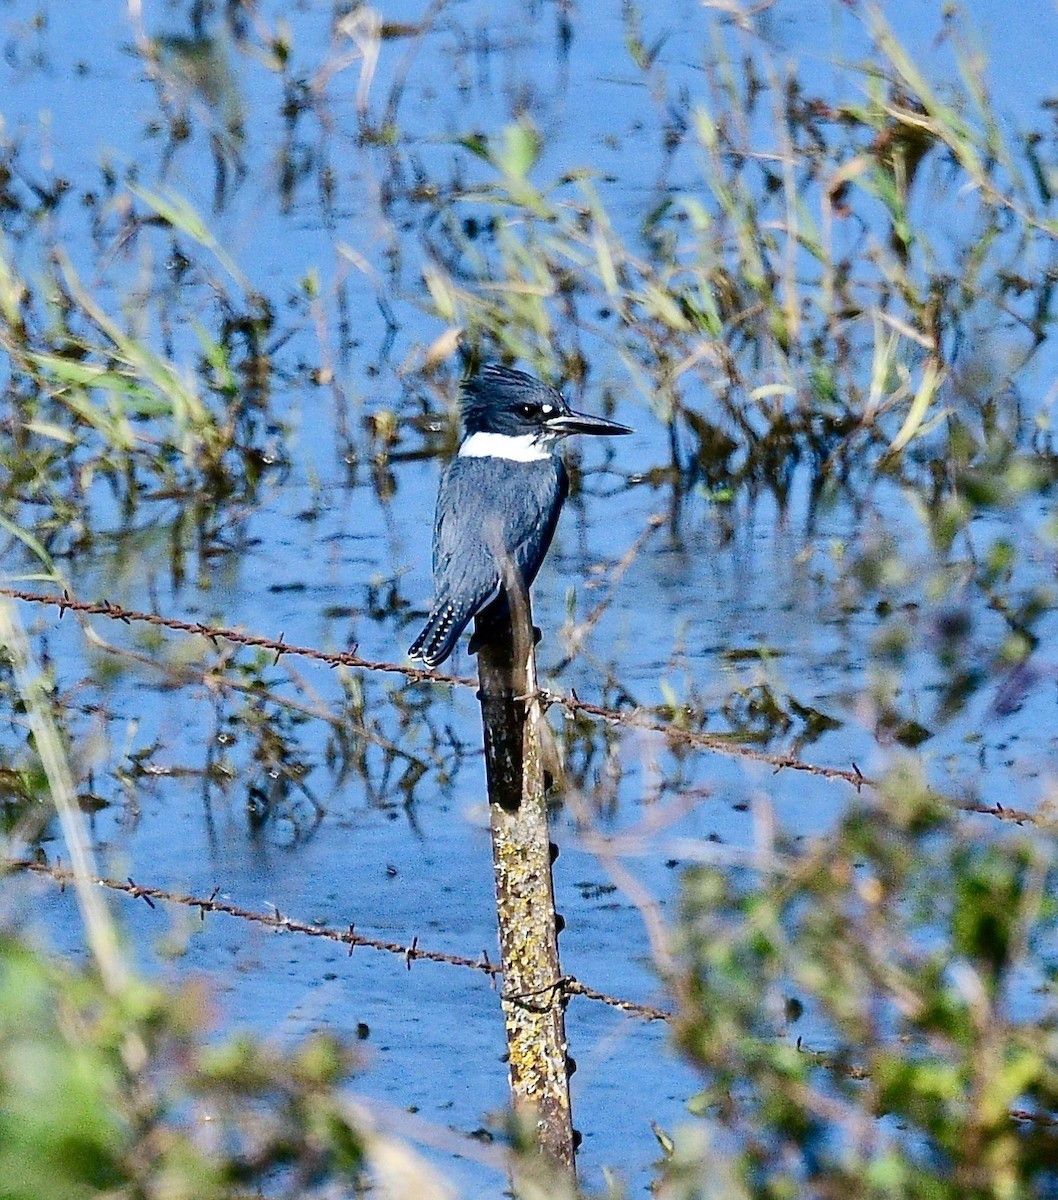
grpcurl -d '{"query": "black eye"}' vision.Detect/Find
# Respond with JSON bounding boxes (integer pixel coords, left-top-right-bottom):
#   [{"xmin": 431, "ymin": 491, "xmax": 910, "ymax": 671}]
[{"xmin": 519, "ymin": 403, "xmax": 538, "ymax": 418}]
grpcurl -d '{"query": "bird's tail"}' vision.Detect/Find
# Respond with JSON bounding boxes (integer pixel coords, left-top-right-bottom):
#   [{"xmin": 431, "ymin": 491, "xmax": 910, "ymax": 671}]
[{"xmin": 408, "ymin": 596, "xmax": 476, "ymax": 668}]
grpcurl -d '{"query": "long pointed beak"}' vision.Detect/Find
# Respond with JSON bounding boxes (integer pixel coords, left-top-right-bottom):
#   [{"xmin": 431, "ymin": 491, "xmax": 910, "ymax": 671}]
[{"xmin": 544, "ymin": 409, "xmax": 633, "ymax": 438}]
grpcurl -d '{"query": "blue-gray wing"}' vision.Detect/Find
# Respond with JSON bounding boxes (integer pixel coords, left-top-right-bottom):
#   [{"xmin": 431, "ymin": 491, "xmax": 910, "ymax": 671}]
[{"xmin": 408, "ymin": 455, "xmax": 566, "ymax": 666}]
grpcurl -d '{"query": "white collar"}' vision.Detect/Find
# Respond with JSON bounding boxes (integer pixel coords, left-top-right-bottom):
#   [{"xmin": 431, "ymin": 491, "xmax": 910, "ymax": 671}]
[{"xmin": 458, "ymin": 431, "xmax": 553, "ymax": 462}]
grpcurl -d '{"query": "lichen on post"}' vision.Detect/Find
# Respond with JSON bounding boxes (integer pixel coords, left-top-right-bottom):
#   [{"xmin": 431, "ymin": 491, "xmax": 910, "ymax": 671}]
[{"xmin": 474, "ymin": 572, "xmax": 575, "ymax": 1178}]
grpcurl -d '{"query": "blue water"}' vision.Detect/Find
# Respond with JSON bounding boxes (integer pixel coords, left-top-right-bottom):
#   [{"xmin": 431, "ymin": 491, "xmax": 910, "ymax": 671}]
[{"xmin": 5, "ymin": 1, "xmax": 1058, "ymax": 1193}]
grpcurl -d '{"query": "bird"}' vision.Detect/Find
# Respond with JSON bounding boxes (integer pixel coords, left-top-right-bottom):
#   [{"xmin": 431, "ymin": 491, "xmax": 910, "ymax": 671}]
[{"xmin": 408, "ymin": 363, "xmax": 632, "ymax": 668}]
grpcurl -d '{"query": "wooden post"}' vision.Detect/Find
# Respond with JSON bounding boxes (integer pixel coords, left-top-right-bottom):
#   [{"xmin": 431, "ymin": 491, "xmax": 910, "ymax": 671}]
[{"xmin": 474, "ymin": 590, "xmax": 575, "ymax": 1177}]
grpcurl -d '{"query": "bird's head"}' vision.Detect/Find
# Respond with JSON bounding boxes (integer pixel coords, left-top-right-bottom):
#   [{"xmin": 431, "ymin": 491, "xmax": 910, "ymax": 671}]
[{"xmin": 460, "ymin": 363, "xmax": 632, "ymax": 445}]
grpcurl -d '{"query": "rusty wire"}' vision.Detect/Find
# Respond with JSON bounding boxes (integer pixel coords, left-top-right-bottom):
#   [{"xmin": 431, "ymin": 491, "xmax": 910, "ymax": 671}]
[
  {"xmin": 0, "ymin": 586, "xmax": 875, "ymax": 789},
  {"xmin": 0, "ymin": 585, "xmax": 1046, "ymax": 830},
  {"xmin": 17, "ymin": 853, "xmax": 1058, "ymax": 1131},
  {"xmin": 9, "ymin": 857, "xmax": 672, "ymax": 1023}
]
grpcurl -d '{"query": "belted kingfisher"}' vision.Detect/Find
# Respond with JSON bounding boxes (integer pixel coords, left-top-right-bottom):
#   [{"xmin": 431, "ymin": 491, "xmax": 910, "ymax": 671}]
[{"xmin": 408, "ymin": 363, "xmax": 632, "ymax": 668}]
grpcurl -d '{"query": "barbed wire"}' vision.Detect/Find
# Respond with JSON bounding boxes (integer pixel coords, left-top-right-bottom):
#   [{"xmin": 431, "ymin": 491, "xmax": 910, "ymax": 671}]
[
  {"xmin": 15, "ymin": 854, "xmax": 1058, "ymax": 1130},
  {"xmin": 0, "ymin": 586, "xmax": 877, "ymax": 789},
  {"xmin": 9, "ymin": 857, "xmax": 672, "ymax": 1023},
  {"xmin": 0, "ymin": 586, "xmax": 1045, "ymax": 830}
]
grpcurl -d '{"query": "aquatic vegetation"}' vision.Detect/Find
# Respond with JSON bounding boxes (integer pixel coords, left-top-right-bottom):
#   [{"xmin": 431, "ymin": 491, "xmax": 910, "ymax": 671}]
[{"xmin": 1, "ymin": 0, "xmax": 1058, "ymax": 1193}]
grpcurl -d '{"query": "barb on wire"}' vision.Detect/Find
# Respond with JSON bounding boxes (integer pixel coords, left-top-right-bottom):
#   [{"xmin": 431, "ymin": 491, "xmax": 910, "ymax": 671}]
[
  {"xmin": 0, "ymin": 586, "xmax": 464, "ymax": 686},
  {"xmin": 0, "ymin": 587, "xmax": 882, "ymax": 791},
  {"xmin": 8, "ymin": 857, "xmax": 671, "ymax": 1023},
  {"xmin": 13, "ymin": 865, "xmax": 1058, "ymax": 1123},
  {"xmin": 1, "ymin": 587, "xmax": 1045, "ymax": 827},
  {"xmin": 17, "ymin": 853, "xmax": 1058, "ymax": 1132},
  {"xmin": 548, "ymin": 692, "xmax": 874, "ymax": 788}
]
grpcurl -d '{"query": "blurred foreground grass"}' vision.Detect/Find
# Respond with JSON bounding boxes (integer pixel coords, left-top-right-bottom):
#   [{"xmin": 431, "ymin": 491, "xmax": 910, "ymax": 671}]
[{"xmin": 0, "ymin": 934, "xmax": 369, "ymax": 1200}]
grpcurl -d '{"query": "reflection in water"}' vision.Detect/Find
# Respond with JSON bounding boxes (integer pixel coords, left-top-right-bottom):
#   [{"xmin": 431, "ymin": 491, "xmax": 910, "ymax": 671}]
[{"xmin": 2, "ymin": 0, "xmax": 1058, "ymax": 1191}]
